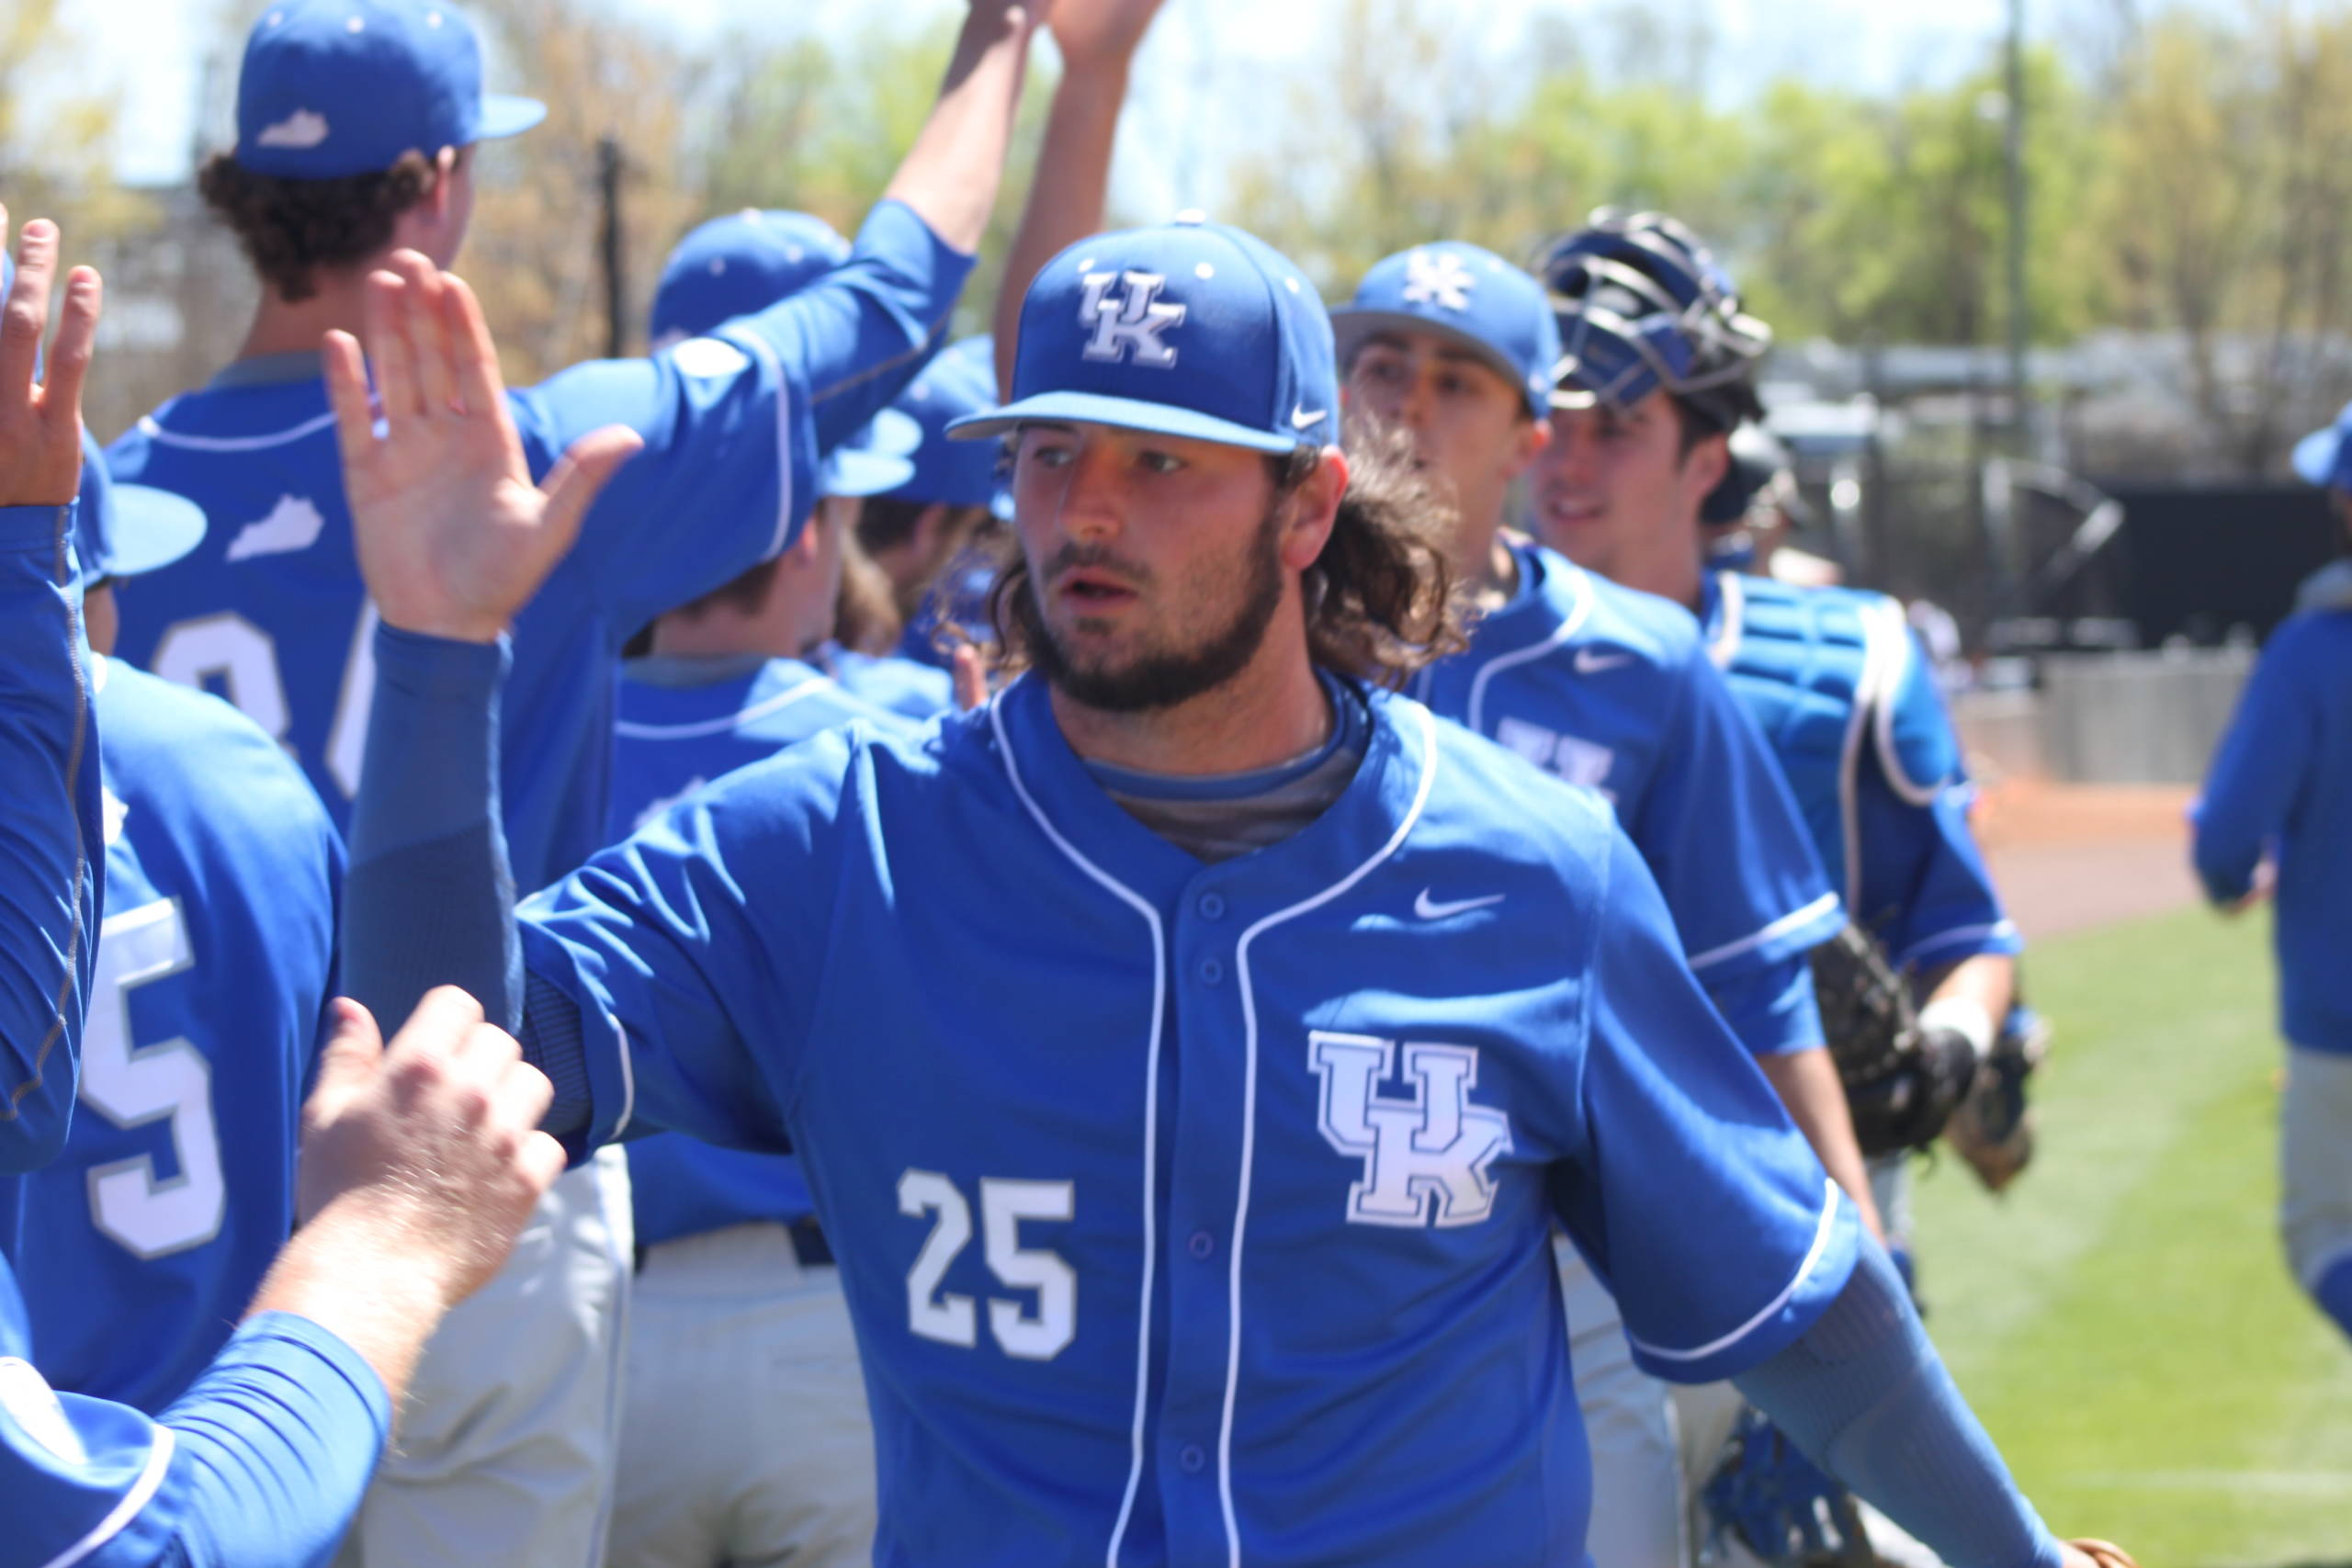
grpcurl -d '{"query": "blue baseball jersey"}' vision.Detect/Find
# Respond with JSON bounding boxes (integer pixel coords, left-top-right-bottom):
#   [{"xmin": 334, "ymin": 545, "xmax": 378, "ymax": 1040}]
[
  {"xmin": 1413, "ymin": 541, "xmax": 1841, "ymax": 1056},
  {"xmin": 2194, "ymin": 605, "xmax": 2352, "ymax": 1051},
  {"xmin": 108, "ymin": 199, "xmax": 970, "ymax": 890},
  {"xmin": 1701, "ymin": 572, "xmax": 2019, "ymax": 974},
  {"xmin": 520, "ymin": 673, "xmax": 1860, "ymax": 1566},
  {"xmin": 0, "ymin": 502, "xmax": 101, "ymax": 1172},
  {"xmin": 0, "ymin": 1303, "xmax": 390, "ymax": 1568},
  {"xmin": 821, "ymin": 645, "xmax": 955, "ymax": 721},
  {"xmin": 0, "ymin": 658, "xmax": 341, "ymax": 1412},
  {"xmin": 607, "ymin": 654, "xmax": 916, "ymax": 1250}
]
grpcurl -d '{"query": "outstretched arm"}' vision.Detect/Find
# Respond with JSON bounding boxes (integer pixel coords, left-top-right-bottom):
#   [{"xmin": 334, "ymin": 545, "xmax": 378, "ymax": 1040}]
[
  {"xmin": 0, "ymin": 209, "xmax": 102, "ymax": 1171},
  {"xmin": 989, "ymin": 0, "xmax": 1170, "ymax": 396},
  {"xmin": 329, "ymin": 254, "xmax": 637, "ymax": 1043}
]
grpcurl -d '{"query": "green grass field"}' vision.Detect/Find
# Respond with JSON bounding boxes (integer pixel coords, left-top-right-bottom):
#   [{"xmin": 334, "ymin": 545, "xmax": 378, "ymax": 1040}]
[{"xmin": 1908, "ymin": 905, "xmax": 2352, "ymax": 1567}]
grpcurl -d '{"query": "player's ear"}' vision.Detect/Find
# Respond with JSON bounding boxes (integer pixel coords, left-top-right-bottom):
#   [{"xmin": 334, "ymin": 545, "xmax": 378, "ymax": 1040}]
[
  {"xmin": 1505, "ymin": 410, "xmax": 1551, "ymax": 479},
  {"xmin": 1278, "ymin": 448, "xmax": 1347, "ymax": 574}
]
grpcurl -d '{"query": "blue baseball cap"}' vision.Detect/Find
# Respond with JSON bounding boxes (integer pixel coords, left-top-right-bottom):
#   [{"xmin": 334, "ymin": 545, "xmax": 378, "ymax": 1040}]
[
  {"xmin": 650, "ymin": 210, "xmax": 851, "ymax": 348},
  {"xmin": 883, "ymin": 338, "xmax": 1008, "ymax": 514},
  {"xmin": 821, "ymin": 408, "xmax": 921, "ymax": 500},
  {"xmin": 233, "ymin": 2, "xmax": 544, "ymax": 180},
  {"xmin": 1331, "ymin": 243, "xmax": 1560, "ymax": 420},
  {"xmin": 74, "ymin": 431, "xmax": 208, "ymax": 585},
  {"xmin": 2292, "ymin": 400, "xmax": 2352, "ymax": 494},
  {"xmin": 948, "ymin": 216, "xmax": 1339, "ymax": 457}
]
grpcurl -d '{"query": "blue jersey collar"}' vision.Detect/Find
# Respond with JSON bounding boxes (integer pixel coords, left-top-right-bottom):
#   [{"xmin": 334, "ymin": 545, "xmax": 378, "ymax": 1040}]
[{"xmin": 984, "ymin": 669, "xmax": 1436, "ymax": 910}]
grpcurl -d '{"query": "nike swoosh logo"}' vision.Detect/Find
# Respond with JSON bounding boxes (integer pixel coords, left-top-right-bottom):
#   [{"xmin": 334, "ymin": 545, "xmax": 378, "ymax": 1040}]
[
  {"xmin": 1573, "ymin": 648, "xmax": 1634, "ymax": 674},
  {"xmin": 1291, "ymin": 404, "xmax": 1328, "ymax": 429},
  {"xmin": 1415, "ymin": 889, "xmax": 1506, "ymax": 920}
]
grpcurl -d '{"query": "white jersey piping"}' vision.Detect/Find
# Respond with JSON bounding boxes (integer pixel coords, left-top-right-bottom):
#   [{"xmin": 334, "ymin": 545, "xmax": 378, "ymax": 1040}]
[
  {"xmin": 1464, "ymin": 562, "xmax": 1596, "ymax": 735},
  {"xmin": 38, "ymin": 1425, "xmax": 175, "ymax": 1568},
  {"xmin": 1626, "ymin": 1177, "xmax": 1843, "ymax": 1364},
  {"xmin": 715, "ymin": 326, "xmax": 798, "ymax": 561},
  {"xmin": 987, "ymin": 694, "xmax": 1168, "ymax": 1568},
  {"xmin": 1685, "ymin": 890, "xmax": 1842, "ymax": 973},
  {"xmin": 137, "ymin": 410, "xmax": 339, "ymax": 452},
  {"xmin": 1219, "ymin": 703, "xmax": 1441, "ymax": 1568},
  {"xmin": 612, "ymin": 675, "xmax": 834, "ymax": 740}
]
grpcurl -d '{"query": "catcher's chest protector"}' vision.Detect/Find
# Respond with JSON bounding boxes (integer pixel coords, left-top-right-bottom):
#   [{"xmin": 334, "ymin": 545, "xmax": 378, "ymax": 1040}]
[{"xmin": 1706, "ymin": 573, "xmax": 1957, "ymax": 911}]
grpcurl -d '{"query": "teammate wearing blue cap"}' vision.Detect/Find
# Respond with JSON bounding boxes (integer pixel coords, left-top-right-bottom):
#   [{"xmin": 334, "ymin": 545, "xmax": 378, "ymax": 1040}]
[
  {"xmin": 331, "ymin": 210, "xmax": 2121, "ymax": 1568},
  {"xmin": 598, "ymin": 209, "xmax": 930, "ymax": 1568},
  {"xmin": 2193, "ymin": 402, "xmax": 2352, "ymax": 1352},
  {"xmin": 1329, "ymin": 239, "xmax": 1871, "ymax": 1568},
  {"xmin": 858, "ymin": 338, "xmax": 1011, "ymax": 672},
  {"xmin": 0, "ymin": 209, "xmax": 575, "ymax": 1568},
  {"xmin": 0, "ymin": 422, "xmax": 345, "ymax": 1420},
  {"xmin": 1530, "ymin": 209, "xmax": 2027, "ymax": 1563},
  {"xmin": 104, "ymin": 2, "xmax": 1063, "ymax": 1562}
]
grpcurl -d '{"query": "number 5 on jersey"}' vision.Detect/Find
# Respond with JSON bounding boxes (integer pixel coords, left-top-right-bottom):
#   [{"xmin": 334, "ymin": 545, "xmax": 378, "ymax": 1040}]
[{"xmin": 899, "ymin": 1169, "xmax": 1075, "ymax": 1360}]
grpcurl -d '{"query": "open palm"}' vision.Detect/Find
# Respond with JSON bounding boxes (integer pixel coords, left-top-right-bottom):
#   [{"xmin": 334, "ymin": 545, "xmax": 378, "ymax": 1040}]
[{"xmin": 327, "ymin": 252, "xmax": 639, "ymax": 644}]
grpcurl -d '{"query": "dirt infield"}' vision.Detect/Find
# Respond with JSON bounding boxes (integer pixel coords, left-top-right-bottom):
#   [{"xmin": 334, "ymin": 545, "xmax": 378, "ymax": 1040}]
[{"xmin": 1971, "ymin": 781, "xmax": 2205, "ymax": 941}]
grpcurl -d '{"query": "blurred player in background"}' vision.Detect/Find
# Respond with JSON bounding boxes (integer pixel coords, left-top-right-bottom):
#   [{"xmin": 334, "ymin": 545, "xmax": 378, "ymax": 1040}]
[
  {"xmin": 859, "ymin": 336, "xmax": 1011, "ymax": 672},
  {"xmin": 2192, "ymin": 403, "xmax": 2352, "ymax": 1353},
  {"xmin": 602, "ymin": 209, "xmax": 925, "ymax": 1568},
  {"xmin": 0, "ymin": 426, "xmax": 344, "ymax": 1425},
  {"xmin": 0, "ymin": 209, "xmax": 565, "ymax": 1568},
  {"xmin": 1328, "ymin": 239, "xmax": 1865, "ymax": 1568},
  {"xmin": 103, "ymin": 0, "xmax": 1054, "ymax": 1561},
  {"xmin": 1532, "ymin": 209, "xmax": 2030, "ymax": 1564}
]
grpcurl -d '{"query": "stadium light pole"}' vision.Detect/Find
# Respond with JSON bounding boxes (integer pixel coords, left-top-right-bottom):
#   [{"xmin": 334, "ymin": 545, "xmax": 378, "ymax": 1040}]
[{"xmin": 2005, "ymin": 0, "xmax": 2030, "ymax": 455}]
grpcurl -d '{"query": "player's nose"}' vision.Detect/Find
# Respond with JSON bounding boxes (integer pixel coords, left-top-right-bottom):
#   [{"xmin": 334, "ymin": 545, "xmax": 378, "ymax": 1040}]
[{"xmin": 1054, "ymin": 440, "xmax": 1129, "ymax": 543}]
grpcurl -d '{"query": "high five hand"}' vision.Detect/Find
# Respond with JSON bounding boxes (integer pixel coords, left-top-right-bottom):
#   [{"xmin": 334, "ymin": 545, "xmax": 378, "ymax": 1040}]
[
  {"xmin": 0, "ymin": 209, "xmax": 101, "ymax": 510},
  {"xmin": 324, "ymin": 251, "xmax": 641, "ymax": 644}
]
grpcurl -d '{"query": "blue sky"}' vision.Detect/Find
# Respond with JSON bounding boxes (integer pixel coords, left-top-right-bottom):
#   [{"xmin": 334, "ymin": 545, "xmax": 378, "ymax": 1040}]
[{"xmin": 58, "ymin": 0, "xmax": 2042, "ymax": 190}]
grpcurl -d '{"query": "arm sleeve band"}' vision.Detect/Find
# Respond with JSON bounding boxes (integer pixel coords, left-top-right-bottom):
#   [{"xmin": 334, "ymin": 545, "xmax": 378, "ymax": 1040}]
[
  {"xmin": 342, "ymin": 625, "xmax": 519, "ymax": 1036},
  {"xmin": 1733, "ymin": 1234, "xmax": 2065, "ymax": 1568}
]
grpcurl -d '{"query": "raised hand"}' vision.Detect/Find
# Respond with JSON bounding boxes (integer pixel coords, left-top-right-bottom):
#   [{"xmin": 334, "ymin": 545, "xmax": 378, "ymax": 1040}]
[
  {"xmin": 0, "ymin": 208, "xmax": 101, "ymax": 509},
  {"xmin": 298, "ymin": 989, "xmax": 566, "ymax": 1311},
  {"xmin": 1046, "ymin": 0, "xmax": 1168, "ymax": 70},
  {"xmin": 324, "ymin": 250, "xmax": 640, "ymax": 644}
]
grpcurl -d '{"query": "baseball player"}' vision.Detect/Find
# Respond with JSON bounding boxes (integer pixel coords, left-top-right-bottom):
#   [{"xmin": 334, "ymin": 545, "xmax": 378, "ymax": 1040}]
[
  {"xmin": 0, "ymin": 419, "xmax": 344, "ymax": 1419},
  {"xmin": 599, "ymin": 211, "xmax": 929, "ymax": 1568},
  {"xmin": 103, "ymin": 0, "xmax": 1057, "ymax": 1560},
  {"xmin": 1325, "ymin": 239, "xmax": 1875, "ymax": 1568},
  {"xmin": 1531, "ymin": 209, "xmax": 2028, "ymax": 1561},
  {"xmin": 1533, "ymin": 209, "xmax": 2023, "ymax": 1260},
  {"xmin": 860, "ymin": 336, "xmax": 1012, "ymax": 671},
  {"xmin": 333, "ymin": 221, "xmax": 2125, "ymax": 1568},
  {"xmin": 0, "ymin": 211, "xmax": 565, "ymax": 1568},
  {"xmin": 0, "ymin": 220, "xmax": 102, "ymax": 1164},
  {"xmin": 2191, "ymin": 401, "xmax": 2352, "ymax": 1348}
]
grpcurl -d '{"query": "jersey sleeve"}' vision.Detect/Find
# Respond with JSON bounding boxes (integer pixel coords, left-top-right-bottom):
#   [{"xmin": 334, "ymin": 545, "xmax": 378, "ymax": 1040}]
[
  {"xmin": 0, "ymin": 1312, "xmax": 388, "ymax": 1568},
  {"xmin": 509, "ymin": 199, "xmax": 973, "ymax": 638},
  {"xmin": 516, "ymin": 739, "xmax": 855, "ymax": 1156},
  {"xmin": 2193, "ymin": 624, "xmax": 2318, "ymax": 904},
  {"xmin": 1550, "ymin": 829, "xmax": 1860, "ymax": 1385},
  {"xmin": 1624, "ymin": 639, "xmax": 1842, "ymax": 1052},
  {"xmin": 0, "ymin": 502, "xmax": 98, "ymax": 1172},
  {"xmin": 1858, "ymin": 779, "xmax": 2022, "ymax": 970}
]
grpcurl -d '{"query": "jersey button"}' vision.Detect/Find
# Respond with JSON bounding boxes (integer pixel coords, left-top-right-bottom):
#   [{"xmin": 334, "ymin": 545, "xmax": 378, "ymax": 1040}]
[
  {"xmin": 1196, "ymin": 956, "xmax": 1225, "ymax": 986},
  {"xmin": 1188, "ymin": 1229, "xmax": 1215, "ymax": 1258},
  {"xmin": 1196, "ymin": 892, "xmax": 1227, "ymax": 920},
  {"xmin": 1179, "ymin": 1443, "xmax": 1207, "ymax": 1473}
]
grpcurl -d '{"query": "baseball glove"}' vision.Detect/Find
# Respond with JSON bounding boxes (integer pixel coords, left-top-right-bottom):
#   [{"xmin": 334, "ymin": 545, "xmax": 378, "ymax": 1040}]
[
  {"xmin": 1811, "ymin": 925, "xmax": 1975, "ymax": 1157},
  {"xmin": 1942, "ymin": 1007, "xmax": 2049, "ymax": 1193}
]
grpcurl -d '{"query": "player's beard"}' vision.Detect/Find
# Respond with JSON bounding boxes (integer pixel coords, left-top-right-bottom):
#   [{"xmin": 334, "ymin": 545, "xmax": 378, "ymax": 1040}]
[{"xmin": 1021, "ymin": 502, "xmax": 1287, "ymax": 715}]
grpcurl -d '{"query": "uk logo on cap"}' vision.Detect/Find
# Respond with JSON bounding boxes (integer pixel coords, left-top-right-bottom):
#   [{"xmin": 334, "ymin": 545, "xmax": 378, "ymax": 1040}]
[
  {"xmin": 1331, "ymin": 242, "xmax": 1560, "ymax": 421},
  {"xmin": 233, "ymin": 1, "xmax": 544, "ymax": 179},
  {"xmin": 948, "ymin": 216, "xmax": 1339, "ymax": 457}
]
